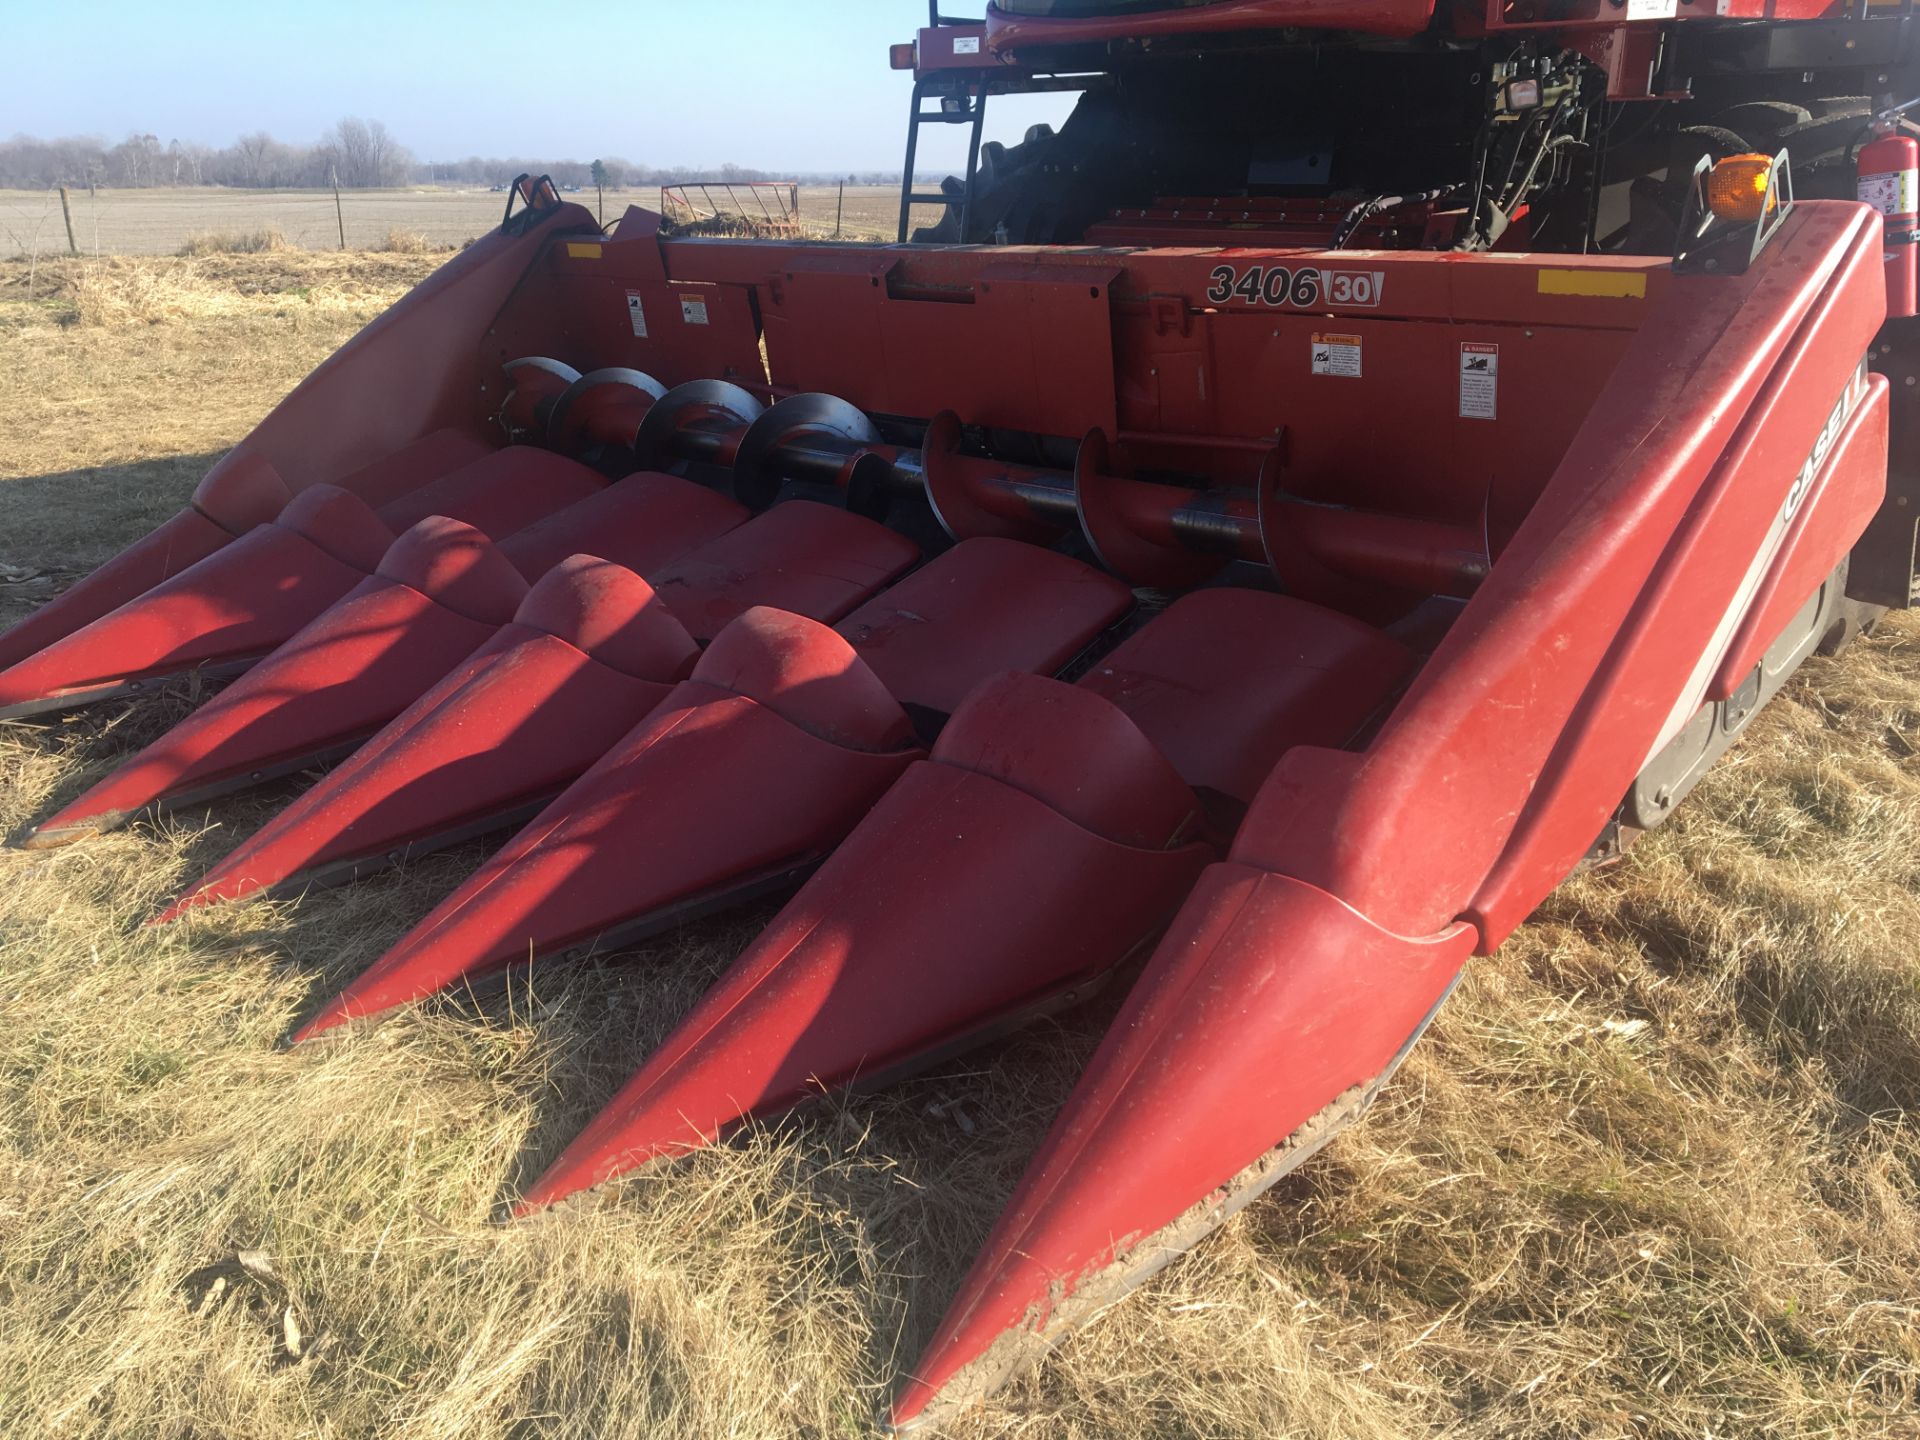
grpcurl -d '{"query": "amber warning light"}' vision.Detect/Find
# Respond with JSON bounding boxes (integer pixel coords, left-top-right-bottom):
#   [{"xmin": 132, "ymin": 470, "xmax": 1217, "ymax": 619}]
[
  {"xmin": 1707, "ymin": 154, "xmax": 1779, "ymax": 224},
  {"xmin": 890, "ymin": 42, "xmax": 917, "ymax": 70}
]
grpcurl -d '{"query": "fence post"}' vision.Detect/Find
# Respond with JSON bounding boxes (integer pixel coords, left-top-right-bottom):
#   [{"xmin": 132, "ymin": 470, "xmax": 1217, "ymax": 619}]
[
  {"xmin": 58, "ymin": 187, "xmax": 78, "ymax": 256},
  {"xmin": 835, "ymin": 181, "xmax": 844, "ymax": 239},
  {"xmin": 331, "ymin": 167, "xmax": 346, "ymax": 249}
]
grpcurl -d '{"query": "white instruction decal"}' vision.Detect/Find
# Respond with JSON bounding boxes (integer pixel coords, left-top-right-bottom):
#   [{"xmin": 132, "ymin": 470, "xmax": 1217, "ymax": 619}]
[
  {"xmin": 953, "ymin": 35, "xmax": 981, "ymax": 55},
  {"xmin": 1310, "ymin": 332, "xmax": 1362, "ymax": 378},
  {"xmin": 1459, "ymin": 342, "xmax": 1498, "ymax": 420},
  {"xmin": 1858, "ymin": 169, "xmax": 1918, "ymax": 217},
  {"xmin": 1626, "ymin": 0, "xmax": 1677, "ymax": 17},
  {"xmin": 625, "ymin": 290, "xmax": 648, "ymax": 338},
  {"xmin": 679, "ymin": 295, "xmax": 710, "ymax": 326}
]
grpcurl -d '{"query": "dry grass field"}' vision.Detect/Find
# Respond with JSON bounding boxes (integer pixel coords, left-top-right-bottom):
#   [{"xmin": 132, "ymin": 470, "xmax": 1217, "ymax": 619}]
[
  {"xmin": 0, "ymin": 185, "xmax": 903, "ymax": 258},
  {"xmin": 2, "ymin": 250, "xmax": 1919, "ymax": 1439}
]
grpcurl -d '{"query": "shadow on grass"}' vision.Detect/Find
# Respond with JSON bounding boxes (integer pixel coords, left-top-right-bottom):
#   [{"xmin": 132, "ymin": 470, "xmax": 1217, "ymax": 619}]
[
  {"xmin": 0, "ymin": 450, "xmax": 223, "ymax": 634},
  {"xmin": 152, "ymin": 796, "xmax": 1107, "ymax": 1373}
]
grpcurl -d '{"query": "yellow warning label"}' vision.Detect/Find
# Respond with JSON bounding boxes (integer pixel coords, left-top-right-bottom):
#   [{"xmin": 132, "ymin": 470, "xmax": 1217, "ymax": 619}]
[
  {"xmin": 1536, "ymin": 268, "xmax": 1647, "ymax": 299},
  {"xmin": 1310, "ymin": 332, "xmax": 1362, "ymax": 378},
  {"xmin": 566, "ymin": 242, "xmax": 604, "ymax": 260}
]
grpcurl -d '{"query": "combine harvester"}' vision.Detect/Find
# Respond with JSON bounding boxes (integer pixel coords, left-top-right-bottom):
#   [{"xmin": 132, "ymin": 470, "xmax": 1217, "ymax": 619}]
[{"xmin": 7, "ymin": 0, "xmax": 1920, "ymax": 1427}]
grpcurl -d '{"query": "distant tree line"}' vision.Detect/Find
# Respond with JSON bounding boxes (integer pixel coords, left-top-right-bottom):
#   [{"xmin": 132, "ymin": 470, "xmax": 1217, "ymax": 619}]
[
  {"xmin": 0, "ymin": 123, "xmax": 904, "ymax": 191},
  {"xmin": 427, "ymin": 157, "xmax": 906, "ymax": 189},
  {"xmin": 1, "ymin": 119, "xmax": 415, "ymax": 190}
]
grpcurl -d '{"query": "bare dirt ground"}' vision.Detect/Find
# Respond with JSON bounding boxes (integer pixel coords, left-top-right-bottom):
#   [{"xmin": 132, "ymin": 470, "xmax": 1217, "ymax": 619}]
[
  {"xmin": 0, "ymin": 251, "xmax": 1917, "ymax": 1440},
  {"xmin": 0, "ymin": 185, "xmax": 903, "ymax": 257}
]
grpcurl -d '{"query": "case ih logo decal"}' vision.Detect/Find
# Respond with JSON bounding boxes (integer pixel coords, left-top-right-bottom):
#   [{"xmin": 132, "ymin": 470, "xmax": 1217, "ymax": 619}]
[
  {"xmin": 1783, "ymin": 364, "xmax": 1868, "ymax": 524},
  {"xmin": 1205, "ymin": 264, "xmax": 1386, "ymax": 309}
]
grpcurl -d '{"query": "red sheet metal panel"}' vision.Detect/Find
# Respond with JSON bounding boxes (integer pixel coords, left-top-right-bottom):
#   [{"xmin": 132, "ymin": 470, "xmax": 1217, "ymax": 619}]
[
  {"xmin": 489, "ymin": 222, "xmax": 769, "ymax": 395},
  {"xmin": 1118, "ymin": 303, "xmax": 1630, "ymax": 529},
  {"xmin": 375, "ymin": 447, "xmax": 605, "ymax": 538},
  {"xmin": 649, "ymin": 501, "xmax": 920, "ymax": 641},
  {"xmin": 985, "ymin": 0, "xmax": 1439, "ymax": 49},
  {"xmin": 1484, "ymin": 0, "xmax": 1832, "ymax": 29},
  {"xmin": 760, "ymin": 255, "xmax": 1122, "ymax": 435},
  {"xmin": 1229, "ymin": 202, "xmax": 1887, "ymax": 946},
  {"xmin": 834, "ymin": 537, "xmax": 1133, "ymax": 716},
  {"xmin": 890, "ymin": 865, "xmax": 1475, "ymax": 1432},
  {"xmin": 660, "ymin": 236, "xmax": 1652, "ymax": 522},
  {"xmin": 1710, "ymin": 373, "xmax": 1888, "ymax": 699},
  {"xmin": 244, "ymin": 201, "xmax": 595, "ymax": 491},
  {"xmin": 496, "ymin": 474, "xmax": 748, "ymax": 582}
]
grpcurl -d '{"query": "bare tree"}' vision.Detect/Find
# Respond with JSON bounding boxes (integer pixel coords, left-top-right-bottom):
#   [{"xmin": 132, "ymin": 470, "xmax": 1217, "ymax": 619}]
[
  {"xmin": 322, "ymin": 117, "xmax": 413, "ymax": 188},
  {"xmin": 165, "ymin": 139, "xmax": 210, "ymax": 186},
  {"xmin": 108, "ymin": 132, "xmax": 162, "ymax": 187},
  {"xmin": 232, "ymin": 131, "xmax": 273, "ymax": 186}
]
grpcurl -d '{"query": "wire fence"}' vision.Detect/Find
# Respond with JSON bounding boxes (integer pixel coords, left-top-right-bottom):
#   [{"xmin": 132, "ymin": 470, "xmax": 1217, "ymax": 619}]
[
  {"xmin": 1, "ymin": 183, "xmax": 902, "ymax": 260},
  {"xmin": 0, "ymin": 186, "xmax": 522, "ymax": 258}
]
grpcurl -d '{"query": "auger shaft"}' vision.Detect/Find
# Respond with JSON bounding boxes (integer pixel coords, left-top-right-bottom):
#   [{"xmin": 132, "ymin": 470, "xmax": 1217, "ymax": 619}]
[{"xmin": 513, "ymin": 363, "xmax": 1486, "ymax": 591}]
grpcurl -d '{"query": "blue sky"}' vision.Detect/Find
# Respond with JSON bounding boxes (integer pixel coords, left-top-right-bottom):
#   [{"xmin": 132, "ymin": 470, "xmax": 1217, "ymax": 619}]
[{"xmin": 2, "ymin": 1, "xmax": 1074, "ymax": 172}]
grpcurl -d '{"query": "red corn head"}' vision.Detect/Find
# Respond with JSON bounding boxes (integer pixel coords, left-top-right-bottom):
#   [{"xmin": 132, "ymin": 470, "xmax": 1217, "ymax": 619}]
[
  {"xmin": 292, "ymin": 539, "xmax": 1135, "ymax": 1039},
  {"xmin": 23, "ymin": 517, "xmax": 530, "ymax": 847},
  {"xmin": 515, "ymin": 673, "xmax": 1213, "ymax": 1211},
  {"xmin": 160, "ymin": 497, "xmax": 919, "ymax": 920},
  {"xmin": 158, "ymin": 555, "xmax": 699, "ymax": 918},
  {"xmin": 515, "ymin": 589, "xmax": 1416, "ymax": 1206},
  {"xmin": 0, "ymin": 486, "xmax": 396, "ymax": 721},
  {"xmin": 0, "ymin": 447, "xmax": 611, "ymax": 723},
  {"xmin": 0, "ymin": 427, "xmax": 494, "ymax": 674},
  {"xmin": 494, "ymin": 472, "xmax": 746, "ymax": 581},
  {"xmin": 887, "ymin": 865, "xmax": 1474, "ymax": 1432},
  {"xmin": 371, "ymin": 445, "xmax": 606, "ymax": 539},
  {"xmin": 0, "ymin": 162, "xmax": 1891, "ymax": 1426},
  {"xmin": 643, "ymin": 499, "xmax": 920, "ymax": 641},
  {"xmin": 291, "ymin": 607, "xmax": 922, "ymax": 1041}
]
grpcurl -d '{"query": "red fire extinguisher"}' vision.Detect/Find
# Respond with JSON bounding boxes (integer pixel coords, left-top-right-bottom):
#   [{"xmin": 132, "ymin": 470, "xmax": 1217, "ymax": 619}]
[{"xmin": 1858, "ymin": 107, "xmax": 1920, "ymax": 319}]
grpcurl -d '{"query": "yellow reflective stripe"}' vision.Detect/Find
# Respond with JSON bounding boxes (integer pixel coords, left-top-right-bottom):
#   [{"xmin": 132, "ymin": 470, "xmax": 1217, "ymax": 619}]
[
  {"xmin": 1536, "ymin": 268, "xmax": 1647, "ymax": 299},
  {"xmin": 565, "ymin": 242, "xmax": 604, "ymax": 259}
]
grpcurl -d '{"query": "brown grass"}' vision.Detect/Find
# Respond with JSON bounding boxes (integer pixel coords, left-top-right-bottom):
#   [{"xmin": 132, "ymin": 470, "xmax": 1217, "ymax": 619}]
[
  {"xmin": 1, "ymin": 253, "xmax": 1917, "ymax": 1439},
  {"xmin": 178, "ymin": 227, "xmax": 292, "ymax": 257},
  {"xmin": 1, "ymin": 254, "xmax": 440, "ymax": 345},
  {"xmin": 376, "ymin": 227, "xmax": 444, "ymax": 255}
]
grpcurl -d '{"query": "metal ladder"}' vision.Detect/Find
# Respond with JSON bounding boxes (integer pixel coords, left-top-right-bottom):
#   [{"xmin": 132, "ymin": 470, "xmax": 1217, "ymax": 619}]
[{"xmin": 896, "ymin": 4, "xmax": 989, "ymax": 243}]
